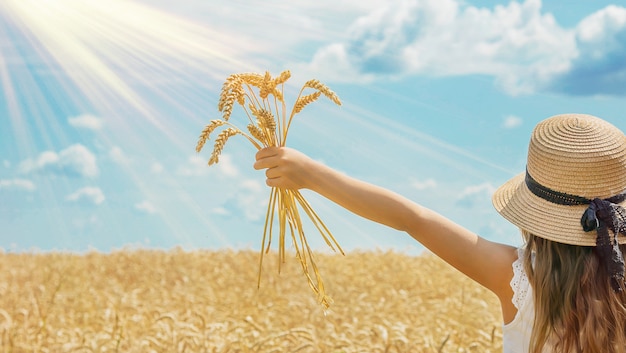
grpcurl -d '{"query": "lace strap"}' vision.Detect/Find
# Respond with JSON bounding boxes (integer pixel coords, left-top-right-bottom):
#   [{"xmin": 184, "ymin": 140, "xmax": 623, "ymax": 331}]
[{"xmin": 510, "ymin": 247, "xmax": 530, "ymax": 309}]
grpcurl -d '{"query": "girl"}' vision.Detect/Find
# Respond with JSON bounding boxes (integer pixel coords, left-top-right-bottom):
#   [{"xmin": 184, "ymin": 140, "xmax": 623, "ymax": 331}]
[{"xmin": 253, "ymin": 114, "xmax": 626, "ymax": 353}]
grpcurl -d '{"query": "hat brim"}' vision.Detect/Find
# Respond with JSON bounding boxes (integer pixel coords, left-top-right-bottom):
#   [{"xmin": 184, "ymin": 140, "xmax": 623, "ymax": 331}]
[{"xmin": 493, "ymin": 173, "xmax": 626, "ymax": 246}]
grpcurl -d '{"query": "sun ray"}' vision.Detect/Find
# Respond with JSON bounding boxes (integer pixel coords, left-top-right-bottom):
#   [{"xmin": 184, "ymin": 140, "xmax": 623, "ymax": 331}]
[
  {"xmin": 0, "ymin": 0, "xmax": 261, "ymax": 151},
  {"xmin": 0, "ymin": 0, "xmax": 265, "ymax": 249}
]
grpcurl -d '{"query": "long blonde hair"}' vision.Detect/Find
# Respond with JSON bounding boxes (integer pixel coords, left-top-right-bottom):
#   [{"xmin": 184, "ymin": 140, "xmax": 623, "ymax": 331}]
[{"xmin": 522, "ymin": 231, "xmax": 626, "ymax": 352}]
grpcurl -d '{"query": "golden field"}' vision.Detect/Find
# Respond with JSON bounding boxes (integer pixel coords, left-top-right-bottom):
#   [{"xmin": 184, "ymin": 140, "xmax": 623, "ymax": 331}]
[{"xmin": 0, "ymin": 248, "xmax": 503, "ymax": 352}]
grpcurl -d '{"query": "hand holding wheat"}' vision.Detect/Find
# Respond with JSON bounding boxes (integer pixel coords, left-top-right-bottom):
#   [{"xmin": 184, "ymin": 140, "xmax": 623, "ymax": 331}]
[
  {"xmin": 255, "ymin": 147, "xmax": 318, "ymax": 190},
  {"xmin": 196, "ymin": 70, "xmax": 343, "ymax": 308}
]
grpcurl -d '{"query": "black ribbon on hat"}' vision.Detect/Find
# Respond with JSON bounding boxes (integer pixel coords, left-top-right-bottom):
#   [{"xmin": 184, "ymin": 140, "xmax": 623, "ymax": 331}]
[{"xmin": 525, "ymin": 171, "xmax": 626, "ymax": 292}]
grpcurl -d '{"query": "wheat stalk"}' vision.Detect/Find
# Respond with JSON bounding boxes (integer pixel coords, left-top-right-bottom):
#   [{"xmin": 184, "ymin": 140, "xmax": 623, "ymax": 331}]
[{"xmin": 198, "ymin": 70, "xmax": 342, "ymax": 308}]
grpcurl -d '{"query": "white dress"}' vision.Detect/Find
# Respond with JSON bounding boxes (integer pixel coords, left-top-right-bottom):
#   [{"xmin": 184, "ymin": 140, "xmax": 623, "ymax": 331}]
[{"xmin": 502, "ymin": 248, "xmax": 552, "ymax": 353}]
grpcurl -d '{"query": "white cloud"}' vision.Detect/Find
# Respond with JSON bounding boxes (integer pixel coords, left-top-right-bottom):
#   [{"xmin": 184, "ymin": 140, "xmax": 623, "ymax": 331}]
[
  {"xmin": 213, "ymin": 178, "xmax": 268, "ymax": 221},
  {"xmin": 235, "ymin": 179, "xmax": 267, "ymax": 221},
  {"xmin": 177, "ymin": 155, "xmax": 208, "ymax": 176},
  {"xmin": 295, "ymin": 0, "xmax": 626, "ymax": 96},
  {"xmin": 19, "ymin": 151, "xmax": 58, "ymax": 174},
  {"xmin": 18, "ymin": 144, "xmax": 98, "ymax": 178},
  {"xmin": 109, "ymin": 146, "xmax": 131, "ymax": 165},
  {"xmin": 0, "ymin": 179, "xmax": 36, "ymax": 192},
  {"xmin": 460, "ymin": 182, "xmax": 497, "ymax": 197},
  {"xmin": 456, "ymin": 182, "xmax": 497, "ymax": 208},
  {"xmin": 547, "ymin": 6, "xmax": 626, "ymax": 95},
  {"xmin": 151, "ymin": 162, "xmax": 164, "ymax": 174},
  {"xmin": 577, "ymin": 5, "xmax": 626, "ymax": 44},
  {"xmin": 66, "ymin": 187, "xmax": 105, "ymax": 205},
  {"xmin": 68, "ymin": 114, "xmax": 104, "ymax": 130},
  {"xmin": 71, "ymin": 215, "xmax": 99, "ymax": 231},
  {"xmin": 216, "ymin": 154, "xmax": 239, "ymax": 177},
  {"xmin": 135, "ymin": 200, "xmax": 157, "ymax": 214},
  {"xmin": 210, "ymin": 207, "xmax": 230, "ymax": 216},
  {"xmin": 410, "ymin": 178, "xmax": 437, "ymax": 190},
  {"xmin": 177, "ymin": 154, "xmax": 239, "ymax": 177},
  {"xmin": 503, "ymin": 115, "xmax": 523, "ymax": 129},
  {"xmin": 298, "ymin": 0, "xmax": 575, "ymax": 94}
]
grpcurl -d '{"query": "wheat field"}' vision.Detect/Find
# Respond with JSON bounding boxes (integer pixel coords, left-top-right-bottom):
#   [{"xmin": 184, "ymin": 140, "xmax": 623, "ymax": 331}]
[{"xmin": 0, "ymin": 248, "xmax": 503, "ymax": 352}]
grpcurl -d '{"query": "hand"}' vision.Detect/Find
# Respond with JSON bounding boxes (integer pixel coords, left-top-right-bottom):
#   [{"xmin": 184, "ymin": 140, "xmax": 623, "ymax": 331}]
[{"xmin": 253, "ymin": 147, "xmax": 317, "ymax": 190}]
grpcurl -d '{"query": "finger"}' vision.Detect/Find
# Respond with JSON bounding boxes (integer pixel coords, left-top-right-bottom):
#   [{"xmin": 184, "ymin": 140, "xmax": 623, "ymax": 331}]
[
  {"xmin": 253, "ymin": 148, "xmax": 277, "ymax": 170},
  {"xmin": 255, "ymin": 146, "xmax": 280, "ymax": 161},
  {"xmin": 265, "ymin": 175, "xmax": 282, "ymax": 188},
  {"xmin": 253, "ymin": 159, "xmax": 265, "ymax": 170},
  {"xmin": 254, "ymin": 157, "xmax": 275, "ymax": 170}
]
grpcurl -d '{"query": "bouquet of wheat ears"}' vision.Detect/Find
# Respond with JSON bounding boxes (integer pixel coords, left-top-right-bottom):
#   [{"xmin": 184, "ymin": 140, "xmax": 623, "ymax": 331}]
[{"xmin": 196, "ymin": 70, "xmax": 344, "ymax": 308}]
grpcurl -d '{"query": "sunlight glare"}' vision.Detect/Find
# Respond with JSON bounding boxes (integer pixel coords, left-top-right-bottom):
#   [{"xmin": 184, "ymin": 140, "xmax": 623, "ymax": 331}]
[{"xmin": 0, "ymin": 0, "xmax": 256, "ymax": 248}]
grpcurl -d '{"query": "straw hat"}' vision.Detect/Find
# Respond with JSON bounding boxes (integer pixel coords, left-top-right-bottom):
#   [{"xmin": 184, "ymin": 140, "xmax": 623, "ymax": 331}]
[{"xmin": 492, "ymin": 113, "xmax": 626, "ymax": 246}]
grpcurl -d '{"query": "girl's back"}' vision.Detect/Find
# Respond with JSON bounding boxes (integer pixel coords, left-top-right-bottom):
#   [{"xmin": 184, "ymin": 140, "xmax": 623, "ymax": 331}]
[{"xmin": 493, "ymin": 114, "xmax": 626, "ymax": 352}]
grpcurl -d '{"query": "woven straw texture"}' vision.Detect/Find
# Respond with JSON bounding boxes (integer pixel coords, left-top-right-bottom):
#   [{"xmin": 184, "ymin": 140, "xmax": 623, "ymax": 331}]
[{"xmin": 493, "ymin": 114, "xmax": 626, "ymax": 246}]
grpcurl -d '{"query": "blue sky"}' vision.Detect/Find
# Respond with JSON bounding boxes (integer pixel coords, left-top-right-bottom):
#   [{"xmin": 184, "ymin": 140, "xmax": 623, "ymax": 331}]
[{"xmin": 1, "ymin": 0, "xmax": 626, "ymax": 254}]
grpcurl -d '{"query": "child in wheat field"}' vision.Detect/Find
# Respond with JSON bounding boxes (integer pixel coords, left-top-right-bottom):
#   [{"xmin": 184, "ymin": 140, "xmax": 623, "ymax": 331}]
[{"xmin": 253, "ymin": 113, "xmax": 626, "ymax": 353}]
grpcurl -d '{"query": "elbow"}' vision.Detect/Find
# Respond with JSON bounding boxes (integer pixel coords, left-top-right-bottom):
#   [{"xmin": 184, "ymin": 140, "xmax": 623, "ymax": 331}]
[{"xmin": 394, "ymin": 204, "xmax": 428, "ymax": 234}]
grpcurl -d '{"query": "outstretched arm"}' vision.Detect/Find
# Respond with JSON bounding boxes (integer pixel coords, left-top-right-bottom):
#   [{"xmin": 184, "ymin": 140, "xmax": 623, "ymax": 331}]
[{"xmin": 254, "ymin": 147, "xmax": 518, "ymax": 319}]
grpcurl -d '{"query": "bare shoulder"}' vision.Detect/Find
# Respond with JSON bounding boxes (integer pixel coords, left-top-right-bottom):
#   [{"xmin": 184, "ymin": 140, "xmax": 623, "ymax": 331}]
[{"xmin": 421, "ymin": 218, "xmax": 519, "ymax": 322}]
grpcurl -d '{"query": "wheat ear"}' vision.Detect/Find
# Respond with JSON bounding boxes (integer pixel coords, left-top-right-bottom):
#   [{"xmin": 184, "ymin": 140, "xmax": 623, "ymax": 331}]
[
  {"xmin": 247, "ymin": 124, "xmax": 267, "ymax": 147},
  {"xmin": 292, "ymin": 91, "xmax": 322, "ymax": 115},
  {"xmin": 259, "ymin": 71, "xmax": 273, "ymax": 99},
  {"xmin": 218, "ymin": 75, "xmax": 244, "ymax": 111},
  {"xmin": 196, "ymin": 120, "xmax": 227, "ymax": 153},
  {"xmin": 304, "ymin": 79, "xmax": 342, "ymax": 106},
  {"xmin": 283, "ymin": 80, "xmax": 342, "ymax": 144},
  {"xmin": 249, "ymin": 105, "xmax": 278, "ymax": 146},
  {"xmin": 220, "ymin": 92, "xmax": 238, "ymax": 121},
  {"xmin": 274, "ymin": 70, "xmax": 291, "ymax": 85},
  {"xmin": 239, "ymin": 72, "xmax": 265, "ymax": 88},
  {"xmin": 218, "ymin": 76, "xmax": 237, "ymax": 111},
  {"xmin": 208, "ymin": 128, "xmax": 239, "ymax": 165}
]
